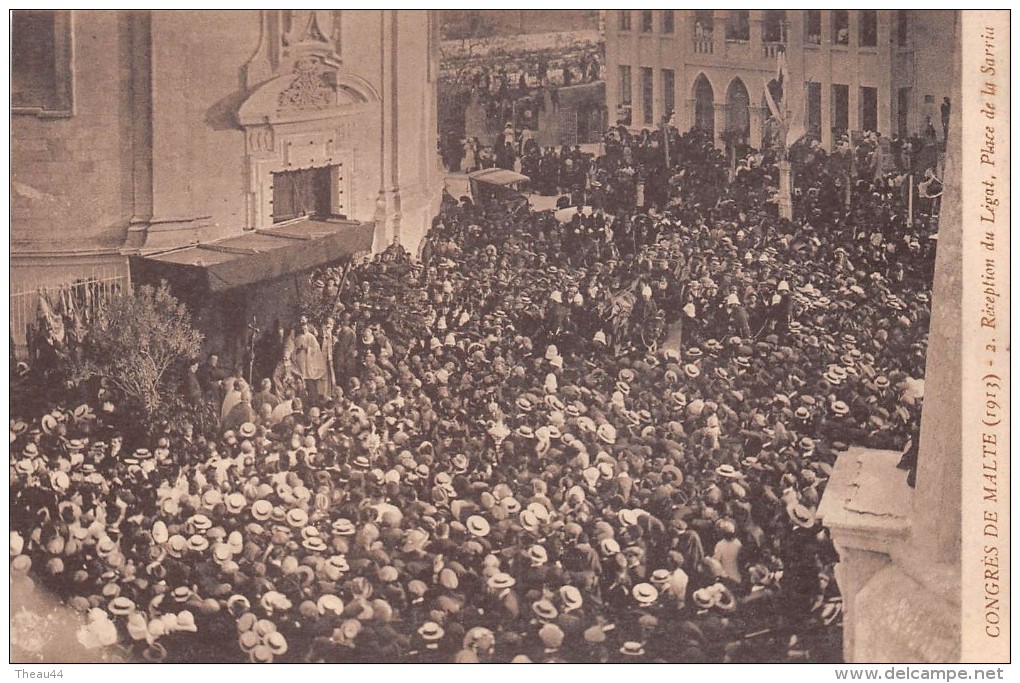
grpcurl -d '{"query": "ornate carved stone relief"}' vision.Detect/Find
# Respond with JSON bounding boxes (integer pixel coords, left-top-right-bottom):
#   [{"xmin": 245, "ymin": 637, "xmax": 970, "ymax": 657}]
[{"xmin": 278, "ymin": 59, "xmax": 336, "ymax": 112}]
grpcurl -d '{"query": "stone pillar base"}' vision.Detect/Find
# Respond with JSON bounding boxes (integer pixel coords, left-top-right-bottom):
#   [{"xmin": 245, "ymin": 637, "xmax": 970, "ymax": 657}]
[
  {"xmin": 855, "ymin": 551, "xmax": 961, "ymax": 662},
  {"xmin": 818, "ymin": 447, "xmax": 912, "ymax": 660}
]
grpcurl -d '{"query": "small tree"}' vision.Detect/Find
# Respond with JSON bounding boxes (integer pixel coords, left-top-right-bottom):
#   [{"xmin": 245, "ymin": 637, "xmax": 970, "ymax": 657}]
[{"xmin": 71, "ymin": 283, "xmax": 203, "ymax": 418}]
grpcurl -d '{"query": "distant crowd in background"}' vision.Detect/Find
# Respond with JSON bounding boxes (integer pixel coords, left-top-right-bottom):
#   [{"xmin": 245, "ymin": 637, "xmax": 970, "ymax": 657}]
[{"xmin": 439, "ymin": 38, "xmax": 603, "ymax": 170}]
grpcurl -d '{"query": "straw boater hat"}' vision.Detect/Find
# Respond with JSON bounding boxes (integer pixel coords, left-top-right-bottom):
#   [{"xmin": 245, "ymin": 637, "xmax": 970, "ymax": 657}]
[
  {"xmin": 332, "ymin": 518, "xmax": 356, "ymax": 536},
  {"xmin": 560, "ymin": 585, "xmax": 583, "ymax": 611},
  {"xmin": 787, "ymin": 504, "xmax": 817, "ymax": 529},
  {"xmin": 487, "ymin": 572, "xmax": 516, "ymax": 590},
  {"xmin": 286, "ymin": 508, "xmax": 309, "ymax": 528},
  {"xmin": 251, "ymin": 500, "xmax": 272, "ymax": 521},
  {"xmin": 418, "ymin": 621, "xmax": 445, "ymax": 643},
  {"xmin": 632, "ymin": 583, "xmax": 659, "ymax": 605},
  {"xmin": 466, "ymin": 515, "xmax": 490, "ymax": 537},
  {"xmin": 714, "ymin": 464, "xmax": 741, "ymax": 478}
]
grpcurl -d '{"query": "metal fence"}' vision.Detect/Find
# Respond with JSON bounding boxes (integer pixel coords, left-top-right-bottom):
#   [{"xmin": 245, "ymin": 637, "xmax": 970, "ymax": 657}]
[{"xmin": 10, "ymin": 267, "xmax": 130, "ymax": 358}]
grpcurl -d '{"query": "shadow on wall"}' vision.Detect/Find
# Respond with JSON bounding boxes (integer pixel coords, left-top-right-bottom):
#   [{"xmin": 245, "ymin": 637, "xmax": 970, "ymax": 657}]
[{"xmin": 204, "ymin": 87, "xmax": 250, "ymax": 131}]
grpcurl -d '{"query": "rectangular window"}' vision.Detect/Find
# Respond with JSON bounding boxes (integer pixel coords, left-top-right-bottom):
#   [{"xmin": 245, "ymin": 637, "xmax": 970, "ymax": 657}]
[
  {"xmin": 805, "ymin": 10, "xmax": 822, "ymax": 45},
  {"xmin": 897, "ymin": 10, "xmax": 909, "ymax": 47},
  {"xmin": 662, "ymin": 69, "xmax": 675, "ymax": 119},
  {"xmin": 897, "ymin": 87, "xmax": 911, "ymax": 137},
  {"xmin": 832, "ymin": 84, "xmax": 850, "ymax": 133},
  {"xmin": 694, "ymin": 10, "xmax": 714, "ymax": 36},
  {"xmin": 640, "ymin": 10, "xmax": 653, "ymax": 33},
  {"xmin": 272, "ymin": 167, "xmax": 335, "ymax": 224},
  {"xmin": 860, "ymin": 86, "xmax": 878, "ymax": 132},
  {"xmin": 859, "ymin": 10, "xmax": 878, "ymax": 47},
  {"xmin": 12, "ymin": 10, "xmax": 74, "ymax": 115},
  {"xmin": 619, "ymin": 10, "xmax": 631, "ymax": 32},
  {"xmin": 726, "ymin": 10, "xmax": 749, "ymax": 41},
  {"xmin": 763, "ymin": 10, "xmax": 786, "ymax": 43},
  {"xmin": 619, "ymin": 65, "xmax": 632, "ymax": 106},
  {"xmin": 640, "ymin": 67, "xmax": 654, "ymax": 125},
  {"xmin": 662, "ymin": 10, "xmax": 675, "ymax": 34},
  {"xmin": 832, "ymin": 10, "xmax": 849, "ymax": 45},
  {"xmin": 806, "ymin": 82, "xmax": 822, "ymax": 137}
]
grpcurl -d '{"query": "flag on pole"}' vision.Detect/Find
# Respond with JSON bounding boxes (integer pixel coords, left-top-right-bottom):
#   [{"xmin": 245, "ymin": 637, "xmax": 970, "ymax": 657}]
[
  {"xmin": 762, "ymin": 54, "xmax": 785, "ymax": 130},
  {"xmin": 762, "ymin": 48, "xmax": 807, "ymax": 147}
]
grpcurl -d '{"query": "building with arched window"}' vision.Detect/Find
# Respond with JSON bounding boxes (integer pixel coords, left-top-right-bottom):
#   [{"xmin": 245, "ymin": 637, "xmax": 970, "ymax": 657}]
[
  {"xmin": 11, "ymin": 10, "xmax": 444, "ymax": 356},
  {"xmin": 605, "ymin": 10, "xmax": 954, "ymax": 150}
]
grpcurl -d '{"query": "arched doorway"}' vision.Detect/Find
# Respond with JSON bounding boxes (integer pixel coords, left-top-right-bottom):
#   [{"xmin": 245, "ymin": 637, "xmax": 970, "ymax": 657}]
[
  {"xmin": 692, "ymin": 73, "xmax": 714, "ymax": 138},
  {"xmin": 725, "ymin": 77, "xmax": 751, "ymax": 145}
]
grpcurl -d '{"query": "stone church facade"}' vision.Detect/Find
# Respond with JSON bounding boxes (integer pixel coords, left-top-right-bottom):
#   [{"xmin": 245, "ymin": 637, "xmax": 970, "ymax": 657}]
[{"xmin": 11, "ymin": 10, "xmax": 444, "ymax": 353}]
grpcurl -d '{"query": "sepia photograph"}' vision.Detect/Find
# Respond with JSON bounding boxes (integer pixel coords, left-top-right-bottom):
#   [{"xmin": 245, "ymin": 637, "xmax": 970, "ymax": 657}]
[{"xmin": 7, "ymin": 9, "xmax": 1010, "ymax": 669}]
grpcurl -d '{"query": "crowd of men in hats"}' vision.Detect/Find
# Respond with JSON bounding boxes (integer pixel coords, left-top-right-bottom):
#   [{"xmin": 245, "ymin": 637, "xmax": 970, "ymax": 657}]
[
  {"xmin": 439, "ymin": 38, "xmax": 601, "ymax": 142},
  {"xmin": 10, "ymin": 121, "xmax": 935, "ymax": 663}
]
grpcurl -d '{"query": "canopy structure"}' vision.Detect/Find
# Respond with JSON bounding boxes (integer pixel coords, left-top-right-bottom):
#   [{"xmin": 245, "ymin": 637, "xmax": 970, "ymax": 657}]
[
  {"xmin": 136, "ymin": 219, "xmax": 374, "ymax": 296},
  {"xmin": 468, "ymin": 168, "xmax": 530, "ymax": 187}
]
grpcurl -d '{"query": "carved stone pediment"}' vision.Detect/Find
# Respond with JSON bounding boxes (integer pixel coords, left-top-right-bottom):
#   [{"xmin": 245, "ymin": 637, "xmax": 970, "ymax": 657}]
[
  {"xmin": 236, "ymin": 49, "xmax": 381, "ymax": 232},
  {"xmin": 238, "ymin": 56, "xmax": 378, "ymax": 127},
  {"xmin": 279, "ymin": 58, "xmax": 338, "ymax": 112}
]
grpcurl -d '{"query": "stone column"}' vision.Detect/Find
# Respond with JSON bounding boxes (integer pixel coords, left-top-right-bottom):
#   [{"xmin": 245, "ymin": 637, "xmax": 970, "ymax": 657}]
[
  {"xmin": 374, "ymin": 9, "xmax": 402, "ymax": 252},
  {"xmin": 821, "ymin": 14, "xmax": 962, "ymax": 662},
  {"xmin": 749, "ymin": 10, "xmax": 763, "ymax": 55},
  {"xmin": 683, "ymin": 97, "xmax": 695, "ymax": 133},
  {"xmin": 713, "ymin": 102, "xmax": 729, "ymax": 149},
  {"xmin": 749, "ymin": 105, "xmax": 765, "ymax": 148}
]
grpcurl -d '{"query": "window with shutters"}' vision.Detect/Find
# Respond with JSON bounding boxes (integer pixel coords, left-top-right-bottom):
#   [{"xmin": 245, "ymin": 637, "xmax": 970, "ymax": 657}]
[
  {"xmin": 832, "ymin": 10, "xmax": 849, "ymax": 46},
  {"xmin": 272, "ymin": 165, "xmax": 347, "ymax": 223},
  {"xmin": 859, "ymin": 11, "xmax": 878, "ymax": 48},
  {"xmin": 662, "ymin": 69, "xmax": 675, "ymax": 119},
  {"xmin": 726, "ymin": 11, "xmax": 749, "ymax": 41},
  {"xmin": 640, "ymin": 67, "xmax": 653, "ymax": 125},
  {"xmin": 619, "ymin": 65, "xmax": 632, "ymax": 106},
  {"xmin": 805, "ymin": 10, "xmax": 822, "ymax": 45},
  {"xmin": 11, "ymin": 10, "xmax": 74, "ymax": 117},
  {"xmin": 860, "ymin": 86, "xmax": 878, "ymax": 132},
  {"xmin": 832, "ymin": 84, "xmax": 850, "ymax": 134},
  {"xmin": 640, "ymin": 11, "xmax": 653, "ymax": 33},
  {"xmin": 662, "ymin": 11, "xmax": 674, "ymax": 34}
]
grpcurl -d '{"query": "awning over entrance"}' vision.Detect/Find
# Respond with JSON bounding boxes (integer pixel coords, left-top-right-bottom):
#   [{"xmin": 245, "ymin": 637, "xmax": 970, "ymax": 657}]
[
  {"xmin": 468, "ymin": 168, "xmax": 530, "ymax": 186},
  {"xmin": 137, "ymin": 219, "xmax": 374, "ymax": 295}
]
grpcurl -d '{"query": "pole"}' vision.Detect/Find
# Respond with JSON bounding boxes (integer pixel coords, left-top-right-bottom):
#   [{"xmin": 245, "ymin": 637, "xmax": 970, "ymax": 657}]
[
  {"xmin": 778, "ymin": 160, "xmax": 793, "ymax": 220},
  {"xmin": 661, "ymin": 119, "xmax": 671, "ymax": 169},
  {"xmin": 778, "ymin": 116, "xmax": 793, "ymax": 220},
  {"xmin": 907, "ymin": 173, "xmax": 914, "ymax": 228},
  {"xmin": 247, "ymin": 315, "xmax": 258, "ymax": 386}
]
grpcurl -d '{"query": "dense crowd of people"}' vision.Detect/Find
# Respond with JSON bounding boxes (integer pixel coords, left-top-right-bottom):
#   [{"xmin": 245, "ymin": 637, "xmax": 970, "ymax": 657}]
[
  {"xmin": 10, "ymin": 123, "xmax": 936, "ymax": 663},
  {"xmin": 439, "ymin": 38, "xmax": 602, "ymax": 173},
  {"xmin": 440, "ymin": 40, "xmax": 601, "ymax": 127}
]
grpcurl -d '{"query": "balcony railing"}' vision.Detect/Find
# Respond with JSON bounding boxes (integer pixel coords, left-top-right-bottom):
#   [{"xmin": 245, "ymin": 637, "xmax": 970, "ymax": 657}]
[
  {"xmin": 763, "ymin": 42, "xmax": 785, "ymax": 59},
  {"xmin": 694, "ymin": 36, "xmax": 714, "ymax": 54}
]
